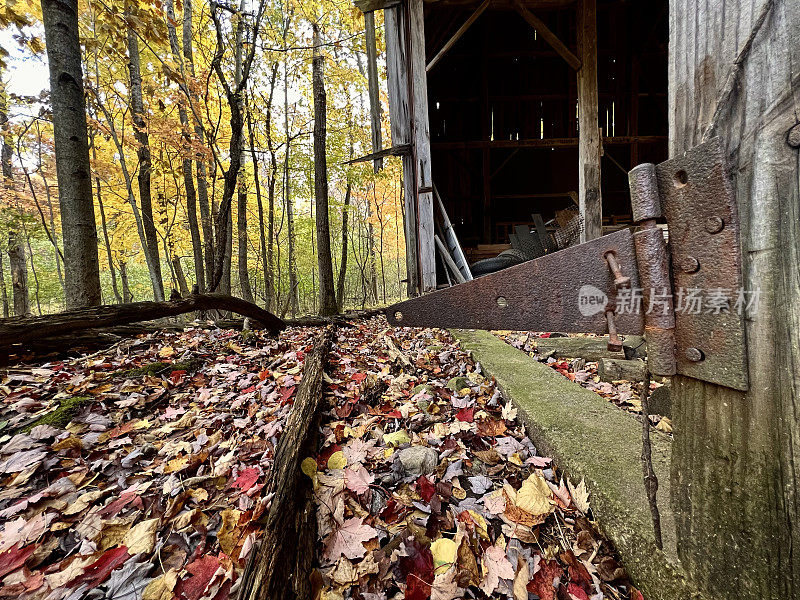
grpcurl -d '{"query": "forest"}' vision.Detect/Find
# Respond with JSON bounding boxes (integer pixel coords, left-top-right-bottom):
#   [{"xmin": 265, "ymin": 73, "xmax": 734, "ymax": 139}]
[{"xmin": 0, "ymin": 0, "xmax": 405, "ymax": 318}]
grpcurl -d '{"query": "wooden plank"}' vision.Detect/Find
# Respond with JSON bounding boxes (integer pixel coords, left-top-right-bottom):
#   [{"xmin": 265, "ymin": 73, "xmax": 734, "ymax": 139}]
[
  {"xmin": 384, "ymin": 5, "xmax": 419, "ymax": 295},
  {"xmin": 512, "ymin": 0, "xmax": 581, "ymax": 70},
  {"xmin": 668, "ymin": 0, "xmax": 800, "ymax": 597},
  {"xmin": 532, "ymin": 213, "xmax": 556, "ymax": 252},
  {"xmin": 577, "ymin": 0, "xmax": 601, "ymax": 242},
  {"xmin": 435, "ymin": 235, "xmax": 466, "ymax": 284},
  {"xmin": 426, "ymin": 0, "xmax": 491, "ymax": 72},
  {"xmin": 364, "ymin": 11, "xmax": 383, "ymax": 172},
  {"xmin": 513, "ymin": 224, "xmax": 544, "ymax": 259},
  {"xmin": 344, "ymin": 143, "xmax": 411, "ymax": 165},
  {"xmin": 355, "ymin": 0, "xmax": 400, "ymax": 12},
  {"xmin": 434, "ymin": 184, "xmax": 473, "ymax": 281},
  {"xmin": 408, "ymin": 0, "xmax": 436, "ymax": 292}
]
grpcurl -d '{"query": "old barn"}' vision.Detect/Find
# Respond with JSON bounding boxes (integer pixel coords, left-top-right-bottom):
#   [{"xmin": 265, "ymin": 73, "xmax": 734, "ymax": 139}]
[{"xmin": 355, "ymin": 0, "xmax": 668, "ymax": 294}]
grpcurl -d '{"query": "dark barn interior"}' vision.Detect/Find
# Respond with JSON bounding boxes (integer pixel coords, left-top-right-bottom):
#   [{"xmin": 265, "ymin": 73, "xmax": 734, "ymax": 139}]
[{"xmin": 424, "ymin": 0, "xmax": 669, "ymax": 254}]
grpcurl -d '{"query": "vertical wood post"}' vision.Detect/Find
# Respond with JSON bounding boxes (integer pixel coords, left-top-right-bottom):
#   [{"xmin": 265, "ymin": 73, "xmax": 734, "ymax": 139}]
[
  {"xmin": 364, "ymin": 11, "xmax": 383, "ymax": 173},
  {"xmin": 407, "ymin": 0, "xmax": 436, "ymax": 292},
  {"xmin": 384, "ymin": 5, "xmax": 419, "ymax": 295},
  {"xmin": 668, "ymin": 0, "xmax": 799, "ymax": 597},
  {"xmin": 577, "ymin": 0, "xmax": 602, "ymax": 242}
]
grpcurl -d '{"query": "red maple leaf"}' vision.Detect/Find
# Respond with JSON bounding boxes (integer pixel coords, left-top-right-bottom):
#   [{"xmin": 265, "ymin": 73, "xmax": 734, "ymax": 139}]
[
  {"xmin": 230, "ymin": 468, "xmax": 260, "ymax": 491},
  {"xmin": 279, "ymin": 386, "xmax": 296, "ymax": 405},
  {"xmin": 527, "ymin": 558, "xmax": 562, "ymax": 600},
  {"xmin": 567, "ymin": 582, "xmax": 590, "ymax": 600},
  {"xmin": 68, "ymin": 546, "xmax": 130, "ymax": 588},
  {"xmin": 0, "ymin": 544, "xmax": 37, "ymax": 578},
  {"xmin": 456, "ymin": 407, "xmax": 474, "ymax": 422},
  {"xmin": 416, "ymin": 476, "xmax": 436, "ymax": 503},
  {"xmin": 175, "ymin": 555, "xmax": 221, "ymax": 600}
]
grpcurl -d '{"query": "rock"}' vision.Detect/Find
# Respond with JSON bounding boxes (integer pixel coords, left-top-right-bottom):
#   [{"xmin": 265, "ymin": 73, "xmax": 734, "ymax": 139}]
[
  {"xmin": 446, "ymin": 376, "xmax": 469, "ymax": 392},
  {"xmin": 398, "ymin": 446, "xmax": 438, "ymax": 476}
]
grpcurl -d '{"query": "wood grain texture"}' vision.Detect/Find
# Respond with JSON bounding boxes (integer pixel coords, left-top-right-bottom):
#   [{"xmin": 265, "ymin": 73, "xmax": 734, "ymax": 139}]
[
  {"xmin": 577, "ymin": 0, "xmax": 602, "ymax": 242},
  {"xmin": 384, "ymin": 5, "xmax": 420, "ymax": 295},
  {"xmin": 668, "ymin": 0, "xmax": 800, "ymax": 596},
  {"xmin": 240, "ymin": 326, "xmax": 334, "ymax": 600},
  {"xmin": 408, "ymin": 0, "xmax": 437, "ymax": 292}
]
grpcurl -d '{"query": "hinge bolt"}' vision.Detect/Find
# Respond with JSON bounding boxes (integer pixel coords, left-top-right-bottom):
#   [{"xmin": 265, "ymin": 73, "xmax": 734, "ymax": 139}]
[
  {"xmin": 605, "ymin": 309, "xmax": 623, "ymax": 352},
  {"xmin": 685, "ymin": 347, "xmax": 705, "ymax": 362},
  {"xmin": 679, "ymin": 255, "xmax": 700, "ymax": 273},
  {"xmin": 705, "ymin": 216, "xmax": 725, "ymax": 234},
  {"xmin": 604, "ymin": 252, "xmax": 631, "ymax": 289}
]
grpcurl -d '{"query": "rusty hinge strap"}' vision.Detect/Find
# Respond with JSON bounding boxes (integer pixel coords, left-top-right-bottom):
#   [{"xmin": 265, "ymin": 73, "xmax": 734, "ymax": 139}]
[{"xmin": 629, "ymin": 163, "xmax": 677, "ymax": 378}]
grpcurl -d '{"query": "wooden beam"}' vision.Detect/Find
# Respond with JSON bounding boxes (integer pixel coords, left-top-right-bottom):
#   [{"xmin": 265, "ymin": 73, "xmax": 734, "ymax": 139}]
[
  {"xmin": 355, "ymin": 0, "xmax": 400, "ymax": 12},
  {"xmin": 384, "ymin": 5, "xmax": 419, "ymax": 295},
  {"xmin": 408, "ymin": 0, "xmax": 437, "ymax": 292},
  {"xmin": 577, "ymin": 0, "xmax": 601, "ymax": 242},
  {"xmin": 431, "ymin": 135, "xmax": 666, "ymax": 150},
  {"xmin": 364, "ymin": 11, "xmax": 383, "ymax": 172},
  {"xmin": 426, "ymin": 0, "xmax": 491, "ymax": 72},
  {"xmin": 344, "ymin": 143, "xmax": 411, "ymax": 165},
  {"xmin": 512, "ymin": 0, "xmax": 581, "ymax": 70}
]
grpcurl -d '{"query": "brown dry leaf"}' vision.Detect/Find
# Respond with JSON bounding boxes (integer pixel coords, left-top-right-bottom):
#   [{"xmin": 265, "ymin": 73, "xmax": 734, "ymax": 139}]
[
  {"xmin": 122, "ymin": 518, "xmax": 160, "ymax": 554},
  {"xmin": 51, "ymin": 436, "xmax": 83, "ymax": 452},
  {"xmin": 218, "ymin": 509, "xmax": 243, "ymax": 559},
  {"xmin": 567, "ymin": 478, "xmax": 590, "ymax": 514},
  {"xmin": 656, "ymin": 417, "xmax": 673, "ymax": 433},
  {"xmin": 455, "ymin": 536, "xmax": 480, "ymax": 587},
  {"xmin": 516, "ymin": 473, "xmax": 556, "ymax": 516},
  {"xmin": 143, "ymin": 568, "xmax": 179, "ymax": 600}
]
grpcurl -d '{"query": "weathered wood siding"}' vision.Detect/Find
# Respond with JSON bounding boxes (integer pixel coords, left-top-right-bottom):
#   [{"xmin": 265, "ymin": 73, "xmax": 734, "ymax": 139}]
[{"xmin": 669, "ymin": 0, "xmax": 799, "ymax": 597}]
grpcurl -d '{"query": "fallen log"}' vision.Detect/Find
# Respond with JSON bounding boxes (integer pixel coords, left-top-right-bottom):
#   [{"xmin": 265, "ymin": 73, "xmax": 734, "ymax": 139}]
[
  {"xmin": 598, "ymin": 358, "xmax": 647, "ymax": 382},
  {"xmin": 0, "ymin": 293, "xmax": 286, "ymax": 347},
  {"xmin": 240, "ymin": 325, "xmax": 335, "ymax": 600}
]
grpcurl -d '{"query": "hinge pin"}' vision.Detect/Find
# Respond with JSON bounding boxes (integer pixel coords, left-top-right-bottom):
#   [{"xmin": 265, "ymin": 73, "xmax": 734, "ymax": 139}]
[
  {"xmin": 604, "ymin": 251, "xmax": 632, "ymax": 289},
  {"xmin": 605, "ymin": 309, "xmax": 623, "ymax": 352}
]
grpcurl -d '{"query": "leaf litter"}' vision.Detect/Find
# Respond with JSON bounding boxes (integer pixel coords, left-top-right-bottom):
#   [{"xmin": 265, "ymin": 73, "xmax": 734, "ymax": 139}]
[
  {"xmin": 0, "ymin": 317, "xmax": 644, "ymax": 599},
  {"xmin": 495, "ymin": 332, "xmax": 671, "ymax": 434}
]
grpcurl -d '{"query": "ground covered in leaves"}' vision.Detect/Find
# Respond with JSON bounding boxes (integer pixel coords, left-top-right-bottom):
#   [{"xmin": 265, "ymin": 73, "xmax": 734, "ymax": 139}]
[
  {"xmin": 0, "ymin": 317, "xmax": 644, "ymax": 599},
  {"xmin": 494, "ymin": 332, "xmax": 671, "ymax": 434}
]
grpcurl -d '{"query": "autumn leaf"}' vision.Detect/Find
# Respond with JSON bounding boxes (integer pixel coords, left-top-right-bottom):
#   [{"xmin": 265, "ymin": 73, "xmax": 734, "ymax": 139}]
[{"xmin": 323, "ymin": 517, "xmax": 377, "ymax": 562}]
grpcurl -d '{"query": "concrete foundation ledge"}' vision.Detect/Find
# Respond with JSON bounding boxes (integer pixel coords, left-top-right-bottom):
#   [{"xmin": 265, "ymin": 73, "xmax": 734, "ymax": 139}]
[{"xmin": 451, "ymin": 329, "xmax": 705, "ymax": 600}]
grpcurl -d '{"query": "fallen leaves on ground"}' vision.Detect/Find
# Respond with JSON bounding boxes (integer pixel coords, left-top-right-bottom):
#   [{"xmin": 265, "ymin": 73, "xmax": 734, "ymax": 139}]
[
  {"xmin": 310, "ymin": 319, "xmax": 643, "ymax": 599},
  {"xmin": 0, "ymin": 317, "xmax": 644, "ymax": 599}
]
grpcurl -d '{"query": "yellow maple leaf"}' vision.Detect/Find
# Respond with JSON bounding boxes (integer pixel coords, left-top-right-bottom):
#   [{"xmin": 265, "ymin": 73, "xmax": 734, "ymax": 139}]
[
  {"xmin": 431, "ymin": 537, "xmax": 457, "ymax": 574},
  {"xmin": 516, "ymin": 473, "xmax": 555, "ymax": 516}
]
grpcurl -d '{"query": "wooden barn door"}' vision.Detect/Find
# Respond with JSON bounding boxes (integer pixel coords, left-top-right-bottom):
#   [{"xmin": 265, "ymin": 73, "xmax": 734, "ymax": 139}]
[
  {"xmin": 384, "ymin": 0, "xmax": 436, "ymax": 295},
  {"xmin": 668, "ymin": 1, "xmax": 799, "ymax": 597}
]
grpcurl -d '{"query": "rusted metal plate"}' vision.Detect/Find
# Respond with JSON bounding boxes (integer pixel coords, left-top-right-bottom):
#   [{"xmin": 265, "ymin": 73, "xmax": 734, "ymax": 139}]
[
  {"xmin": 655, "ymin": 138, "xmax": 748, "ymax": 391},
  {"xmin": 386, "ymin": 229, "xmax": 644, "ymax": 335}
]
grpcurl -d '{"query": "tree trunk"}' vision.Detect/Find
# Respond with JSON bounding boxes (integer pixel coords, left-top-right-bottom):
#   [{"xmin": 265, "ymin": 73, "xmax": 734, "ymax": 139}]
[
  {"xmin": 90, "ymin": 129, "xmax": 122, "ymax": 304},
  {"xmin": 312, "ymin": 25, "xmax": 337, "ymax": 316},
  {"xmin": 237, "ymin": 178, "xmax": 254, "ymax": 302},
  {"xmin": 282, "ymin": 19, "xmax": 299, "ymax": 316},
  {"xmin": 247, "ymin": 86, "xmax": 273, "ymax": 309},
  {"xmin": 40, "ymin": 0, "xmax": 102, "ymax": 308},
  {"xmin": 172, "ymin": 257, "xmax": 190, "ymax": 297},
  {"xmin": 182, "ymin": 0, "xmax": 213, "ymax": 289},
  {"xmin": 336, "ymin": 180, "xmax": 351, "ymax": 310},
  {"xmin": 668, "ymin": 1, "xmax": 799, "ymax": 597},
  {"xmin": 0, "ymin": 293, "xmax": 286, "ymax": 347},
  {"xmin": 37, "ymin": 122, "xmax": 65, "ymax": 296},
  {"xmin": 8, "ymin": 232, "xmax": 29, "ymax": 317},
  {"xmin": 165, "ymin": 0, "xmax": 204, "ymax": 293},
  {"xmin": 119, "ymin": 261, "xmax": 133, "ymax": 303},
  {"xmin": 127, "ymin": 20, "xmax": 164, "ymax": 301},
  {"xmin": 238, "ymin": 326, "xmax": 333, "ymax": 600},
  {"xmin": 0, "ymin": 255, "xmax": 8, "ymax": 317}
]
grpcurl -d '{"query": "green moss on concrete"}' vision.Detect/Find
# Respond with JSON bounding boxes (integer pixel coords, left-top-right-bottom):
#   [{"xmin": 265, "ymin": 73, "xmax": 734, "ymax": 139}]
[
  {"xmin": 452, "ymin": 329, "xmax": 706, "ymax": 600},
  {"xmin": 20, "ymin": 396, "xmax": 92, "ymax": 433}
]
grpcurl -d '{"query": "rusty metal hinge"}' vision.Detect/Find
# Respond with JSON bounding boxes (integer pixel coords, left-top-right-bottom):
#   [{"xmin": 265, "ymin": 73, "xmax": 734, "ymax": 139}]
[{"xmin": 387, "ymin": 138, "xmax": 748, "ymax": 391}]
